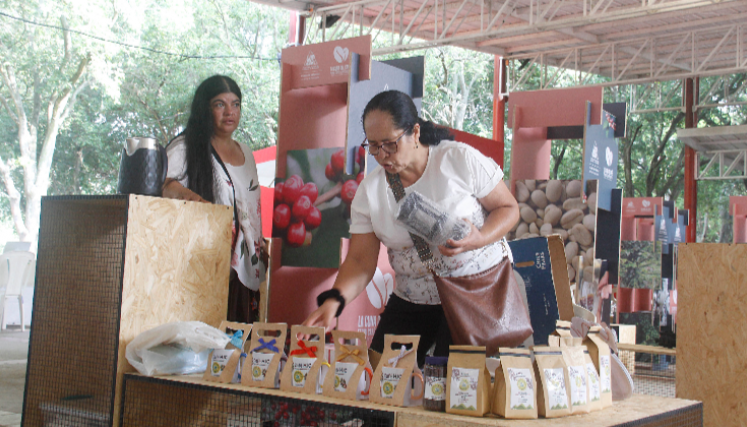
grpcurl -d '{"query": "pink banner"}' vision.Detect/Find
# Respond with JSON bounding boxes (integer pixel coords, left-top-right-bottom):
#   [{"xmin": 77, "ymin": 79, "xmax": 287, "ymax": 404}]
[
  {"xmin": 336, "ymin": 240, "xmax": 395, "ymax": 347},
  {"xmin": 622, "ymin": 197, "xmax": 662, "ymax": 218},
  {"xmin": 507, "ymin": 87, "xmax": 603, "ymax": 128},
  {"xmin": 282, "ymin": 36, "xmax": 371, "ymax": 90}
]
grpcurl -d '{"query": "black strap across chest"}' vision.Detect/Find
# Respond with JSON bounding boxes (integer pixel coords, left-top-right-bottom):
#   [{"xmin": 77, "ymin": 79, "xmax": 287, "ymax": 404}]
[{"xmin": 211, "ymin": 146, "xmax": 240, "ymax": 246}]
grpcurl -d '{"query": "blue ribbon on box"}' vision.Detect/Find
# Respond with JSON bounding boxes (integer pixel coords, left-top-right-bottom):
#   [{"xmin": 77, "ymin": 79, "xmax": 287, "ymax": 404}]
[{"xmin": 251, "ymin": 338, "xmax": 279, "ymax": 353}]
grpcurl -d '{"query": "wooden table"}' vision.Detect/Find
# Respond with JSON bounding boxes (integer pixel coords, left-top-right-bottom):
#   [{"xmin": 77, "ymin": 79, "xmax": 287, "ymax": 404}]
[{"xmin": 120, "ymin": 374, "xmax": 702, "ymax": 426}]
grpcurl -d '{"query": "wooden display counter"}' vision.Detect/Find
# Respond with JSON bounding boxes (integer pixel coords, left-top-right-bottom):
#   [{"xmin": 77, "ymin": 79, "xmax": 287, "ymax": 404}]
[{"xmin": 120, "ymin": 373, "xmax": 702, "ymax": 427}]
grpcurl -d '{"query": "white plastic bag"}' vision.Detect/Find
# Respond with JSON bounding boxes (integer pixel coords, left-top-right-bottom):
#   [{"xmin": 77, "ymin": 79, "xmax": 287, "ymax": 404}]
[{"xmin": 126, "ymin": 321, "xmax": 231, "ymax": 376}]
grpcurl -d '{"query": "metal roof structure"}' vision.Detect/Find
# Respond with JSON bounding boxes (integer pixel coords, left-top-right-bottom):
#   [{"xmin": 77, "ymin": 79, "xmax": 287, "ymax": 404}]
[
  {"xmin": 254, "ymin": 0, "xmax": 747, "ymax": 91},
  {"xmin": 678, "ymin": 124, "xmax": 747, "ymax": 180}
]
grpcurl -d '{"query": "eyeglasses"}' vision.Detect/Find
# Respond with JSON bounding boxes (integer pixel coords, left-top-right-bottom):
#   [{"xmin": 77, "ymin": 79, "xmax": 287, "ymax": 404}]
[{"xmin": 361, "ymin": 128, "xmax": 410, "ymax": 156}]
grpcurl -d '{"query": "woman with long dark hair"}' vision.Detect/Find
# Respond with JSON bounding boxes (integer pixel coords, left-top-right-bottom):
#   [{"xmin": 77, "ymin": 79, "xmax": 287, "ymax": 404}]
[
  {"xmin": 304, "ymin": 90, "xmax": 520, "ymax": 366},
  {"xmin": 163, "ymin": 75, "xmax": 265, "ymax": 323}
]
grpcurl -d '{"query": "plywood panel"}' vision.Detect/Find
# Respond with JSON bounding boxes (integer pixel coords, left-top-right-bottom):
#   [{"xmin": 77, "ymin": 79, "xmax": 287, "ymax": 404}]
[
  {"xmin": 613, "ymin": 323, "xmax": 637, "ymax": 374},
  {"xmin": 116, "ymin": 195, "xmax": 232, "ymax": 425},
  {"xmin": 677, "ymin": 243, "xmax": 747, "ymax": 427}
]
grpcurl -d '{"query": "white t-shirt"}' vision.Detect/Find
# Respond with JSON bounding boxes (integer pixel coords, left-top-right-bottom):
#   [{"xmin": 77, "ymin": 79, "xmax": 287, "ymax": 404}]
[
  {"xmin": 167, "ymin": 136, "xmax": 266, "ymax": 291},
  {"xmin": 350, "ymin": 140, "xmax": 511, "ymax": 305}
]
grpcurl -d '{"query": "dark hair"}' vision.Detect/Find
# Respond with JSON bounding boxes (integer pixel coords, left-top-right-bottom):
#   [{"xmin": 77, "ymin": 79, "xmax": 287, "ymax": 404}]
[
  {"xmin": 177, "ymin": 75, "xmax": 242, "ymax": 202},
  {"xmin": 362, "ymin": 90, "xmax": 452, "ymax": 146}
]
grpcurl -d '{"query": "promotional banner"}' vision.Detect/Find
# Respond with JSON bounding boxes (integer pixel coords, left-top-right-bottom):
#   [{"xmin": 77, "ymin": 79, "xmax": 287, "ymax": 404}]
[
  {"xmin": 346, "ymin": 55, "xmax": 423, "ymax": 174},
  {"xmin": 583, "ymin": 104, "xmax": 618, "ymax": 212},
  {"xmin": 282, "ymin": 35, "xmax": 372, "ymax": 89},
  {"xmin": 622, "ymin": 197, "xmax": 661, "ymax": 218},
  {"xmin": 507, "ymin": 237, "xmax": 561, "ymax": 347},
  {"xmin": 655, "ymin": 206, "xmax": 687, "ymax": 245},
  {"xmin": 276, "ymin": 148, "xmax": 354, "ymax": 268},
  {"xmin": 337, "ymin": 240, "xmax": 396, "ymax": 346}
]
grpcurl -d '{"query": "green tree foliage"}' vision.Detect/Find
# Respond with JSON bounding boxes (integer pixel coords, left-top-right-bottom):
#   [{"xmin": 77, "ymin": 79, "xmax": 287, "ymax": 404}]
[
  {"xmin": 0, "ymin": 0, "xmax": 94, "ymax": 241},
  {"xmin": 0, "ymin": 0, "xmax": 288, "ymax": 242},
  {"xmin": 508, "ymin": 60, "xmax": 747, "ymax": 243}
]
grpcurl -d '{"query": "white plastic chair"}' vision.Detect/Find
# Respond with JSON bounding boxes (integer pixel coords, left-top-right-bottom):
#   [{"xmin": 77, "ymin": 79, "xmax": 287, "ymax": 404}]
[{"xmin": 0, "ymin": 250, "xmax": 35, "ymax": 330}]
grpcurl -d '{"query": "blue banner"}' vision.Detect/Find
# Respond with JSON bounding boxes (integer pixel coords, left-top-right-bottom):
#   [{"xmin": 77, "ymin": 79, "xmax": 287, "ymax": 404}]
[
  {"xmin": 583, "ymin": 108, "xmax": 618, "ymax": 211},
  {"xmin": 508, "ymin": 237, "xmax": 560, "ymax": 347}
]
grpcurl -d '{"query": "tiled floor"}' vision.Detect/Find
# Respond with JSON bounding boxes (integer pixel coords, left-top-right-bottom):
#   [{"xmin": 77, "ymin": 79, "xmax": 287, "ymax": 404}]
[{"xmin": 0, "ymin": 328, "xmax": 27, "ymax": 427}]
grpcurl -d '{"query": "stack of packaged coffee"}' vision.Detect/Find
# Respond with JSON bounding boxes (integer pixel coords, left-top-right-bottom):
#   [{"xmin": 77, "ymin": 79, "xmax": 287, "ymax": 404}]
[{"xmin": 441, "ymin": 320, "xmax": 613, "ymax": 420}]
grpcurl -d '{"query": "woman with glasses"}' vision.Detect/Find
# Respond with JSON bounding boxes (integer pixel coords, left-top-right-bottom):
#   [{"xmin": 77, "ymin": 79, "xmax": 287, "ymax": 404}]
[
  {"xmin": 162, "ymin": 75, "xmax": 266, "ymax": 324},
  {"xmin": 304, "ymin": 90, "xmax": 519, "ymax": 366}
]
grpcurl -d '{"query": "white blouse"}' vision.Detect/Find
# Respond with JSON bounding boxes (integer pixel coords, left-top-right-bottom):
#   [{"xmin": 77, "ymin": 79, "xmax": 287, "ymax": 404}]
[{"xmin": 350, "ymin": 140, "xmax": 510, "ymax": 305}]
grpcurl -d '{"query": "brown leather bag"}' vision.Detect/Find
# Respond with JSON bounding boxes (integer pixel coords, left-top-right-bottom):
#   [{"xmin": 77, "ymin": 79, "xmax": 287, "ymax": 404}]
[
  {"xmin": 433, "ymin": 254, "xmax": 533, "ymax": 356},
  {"xmin": 386, "ymin": 172, "xmax": 533, "ymax": 356}
]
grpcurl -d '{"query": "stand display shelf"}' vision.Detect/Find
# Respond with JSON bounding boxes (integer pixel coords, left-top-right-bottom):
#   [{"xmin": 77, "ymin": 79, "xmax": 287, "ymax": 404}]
[{"xmin": 120, "ymin": 374, "xmax": 702, "ymax": 427}]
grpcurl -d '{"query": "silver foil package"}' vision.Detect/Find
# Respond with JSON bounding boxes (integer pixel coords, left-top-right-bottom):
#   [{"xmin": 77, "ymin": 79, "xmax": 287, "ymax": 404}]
[{"xmin": 396, "ymin": 191, "xmax": 470, "ymax": 247}]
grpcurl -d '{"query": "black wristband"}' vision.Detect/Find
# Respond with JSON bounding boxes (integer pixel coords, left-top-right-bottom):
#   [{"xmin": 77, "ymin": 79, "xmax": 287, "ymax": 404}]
[{"xmin": 317, "ymin": 289, "xmax": 345, "ymax": 317}]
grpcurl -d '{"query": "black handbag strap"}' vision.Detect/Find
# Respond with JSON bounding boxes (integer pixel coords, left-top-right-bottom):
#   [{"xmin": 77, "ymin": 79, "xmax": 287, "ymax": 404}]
[
  {"xmin": 211, "ymin": 146, "xmax": 240, "ymax": 248},
  {"xmin": 385, "ymin": 172, "xmax": 435, "ymax": 270}
]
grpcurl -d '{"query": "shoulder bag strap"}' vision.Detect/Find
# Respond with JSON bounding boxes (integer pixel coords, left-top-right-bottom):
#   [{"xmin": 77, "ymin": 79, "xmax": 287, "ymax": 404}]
[
  {"xmin": 385, "ymin": 172, "xmax": 435, "ymax": 272},
  {"xmin": 211, "ymin": 146, "xmax": 240, "ymax": 249}
]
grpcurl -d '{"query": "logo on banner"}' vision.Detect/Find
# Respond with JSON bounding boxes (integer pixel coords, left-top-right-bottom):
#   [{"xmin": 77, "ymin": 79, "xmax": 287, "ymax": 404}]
[
  {"xmin": 333, "ymin": 46, "xmax": 349, "ymax": 63},
  {"xmin": 591, "ymin": 143, "xmax": 599, "ymax": 165},
  {"xmin": 365, "ymin": 268, "xmax": 394, "ymax": 309},
  {"xmin": 605, "ymin": 146, "xmax": 614, "ymax": 166},
  {"xmin": 627, "ymin": 201, "xmax": 635, "ymax": 209},
  {"xmin": 674, "ymin": 226, "xmax": 681, "ymax": 242},
  {"xmin": 642, "ymin": 200, "xmax": 651, "ymax": 207},
  {"xmin": 329, "ymin": 46, "xmax": 351, "ymax": 77},
  {"xmin": 660, "ymin": 219, "xmax": 667, "ymax": 231},
  {"xmin": 304, "ymin": 51, "xmax": 319, "ymax": 69}
]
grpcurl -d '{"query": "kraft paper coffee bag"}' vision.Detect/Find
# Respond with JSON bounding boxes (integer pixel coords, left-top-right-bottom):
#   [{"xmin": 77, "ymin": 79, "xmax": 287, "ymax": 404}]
[
  {"xmin": 533, "ymin": 346, "xmax": 571, "ymax": 418},
  {"xmin": 584, "ymin": 325, "xmax": 613, "ymax": 408},
  {"xmin": 560, "ymin": 339, "xmax": 590, "ymax": 415},
  {"xmin": 241, "ymin": 322, "xmax": 287, "ymax": 389},
  {"xmin": 446, "ymin": 346, "xmax": 491, "ymax": 417},
  {"xmin": 370, "ymin": 335, "xmax": 423, "ymax": 407},
  {"xmin": 584, "ymin": 348, "xmax": 602, "ymax": 412},
  {"xmin": 322, "ymin": 330, "xmax": 373, "ymax": 401},
  {"xmin": 491, "ymin": 348, "xmax": 538, "ymax": 419},
  {"xmin": 203, "ymin": 321, "xmax": 252, "ymax": 384},
  {"xmin": 280, "ymin": 325, "xmax": 329, "ymax": 395},
  {"xmin": 550, "ymin": 320, "xmax": 573, "ymax": 347}
]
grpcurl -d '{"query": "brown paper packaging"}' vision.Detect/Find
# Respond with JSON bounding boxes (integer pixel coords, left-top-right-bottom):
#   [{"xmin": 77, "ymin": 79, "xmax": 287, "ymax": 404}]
[
  {"xmin": 549, "ymin": 320, "xmax": 574, "ymax": 347},
  {"xmin": 370, "ymin": 335, "xmax": 421, "ymax": 407},
  {"xmin": 446, "ymin": 346, "xmax": 491, "ymax": 417},
  {"xmin": 322, "ymin": 330, "xmax": 373, "ymax": 401},
  {"xmin": 559, "ymin": 341, "xmax": 591, "ymax": 415},
  {"xmin": 583, "ymin": 326, "xmax": 613, "ymax": 408},
  {"xmin": 241, "ymin": 322, "xmax": 287, "ymax": 389},
  {"xmin": 584, "ymin": 348, "xmax": 602, "ymax": 412},
  {"xmin": 202, "ymin": 321, "xmax": 252, "ymax": 384},
  {"xmin": 533, "ymin": 346, "xmax": 571, "ymax": 418},
  {"xmin": 279, "ymin": 325, "xmax": 328, "ymax": 395},
  {"xmin": 491, "ymin": 348, "xmax": 538, "ymax": 419}
]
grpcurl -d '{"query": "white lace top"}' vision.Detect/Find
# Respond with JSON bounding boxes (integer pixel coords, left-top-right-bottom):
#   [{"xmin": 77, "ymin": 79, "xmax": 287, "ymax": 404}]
[{"xmin": 350, "ymin": 140, "xmax": 511, "ymax": 305}]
